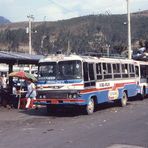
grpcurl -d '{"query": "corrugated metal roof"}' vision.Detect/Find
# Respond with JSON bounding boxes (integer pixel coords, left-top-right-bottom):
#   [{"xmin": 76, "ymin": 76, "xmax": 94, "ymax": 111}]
[{"xmin": 0, "ymin": 51, "xmax": 43, "ymax": 64}]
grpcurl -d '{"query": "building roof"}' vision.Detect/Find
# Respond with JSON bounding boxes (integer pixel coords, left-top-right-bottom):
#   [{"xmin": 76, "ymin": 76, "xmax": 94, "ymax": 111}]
[{"xmin": 0, "ymin": 51, "xmax": 43, "ymax": 64}]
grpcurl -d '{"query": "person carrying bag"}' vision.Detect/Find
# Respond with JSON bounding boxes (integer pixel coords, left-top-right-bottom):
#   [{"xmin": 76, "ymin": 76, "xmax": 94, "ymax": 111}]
[{"xmin": 25, "ymin": 79, "xmax": 36, "ymax": 109}]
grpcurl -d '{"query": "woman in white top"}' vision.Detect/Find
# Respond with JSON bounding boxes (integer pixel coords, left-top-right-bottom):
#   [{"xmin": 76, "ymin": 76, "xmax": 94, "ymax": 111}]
[{"xmin": 25, "ymin": 79, "xmax": 36, "ymax": 109}]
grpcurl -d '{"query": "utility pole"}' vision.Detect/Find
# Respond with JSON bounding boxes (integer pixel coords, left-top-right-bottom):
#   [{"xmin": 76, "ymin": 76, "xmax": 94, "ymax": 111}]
[
  {"xmin": 106, "ymin": 44, "xmax": 110, "ymax": 57},
  {"xmin": 67, "ymin": 40, "xmax": 71, "ymax": 55},
  {"xmin": 127, "ymin": 0, "xmax": 132, "ymax": 59},
  {"xmin": 27, "ymin": 15, "xmax": 34, "ymax": 55},
  {"xmin": 27, "ymin": 15, "xmax": 34, "ymax": 73}
]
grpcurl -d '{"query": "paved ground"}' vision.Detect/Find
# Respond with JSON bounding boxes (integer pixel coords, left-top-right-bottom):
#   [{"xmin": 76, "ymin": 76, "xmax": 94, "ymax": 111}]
[{"xmin": 0, "ymin": 98, "xmax": 148, "ymax": 148}]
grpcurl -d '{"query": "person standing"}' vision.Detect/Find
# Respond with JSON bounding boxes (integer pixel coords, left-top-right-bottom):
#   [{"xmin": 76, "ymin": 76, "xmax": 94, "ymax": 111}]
[
  {"xmin": 25, "ymin": 79, "xmax": 36, "ymax": 109},
  {"xmin": 0, "ymin": 76, "xmax": 3, "ymax": 89},
  {"xmin": 1, "ymin": 74, "xmax": 7, "ymax": 89}
]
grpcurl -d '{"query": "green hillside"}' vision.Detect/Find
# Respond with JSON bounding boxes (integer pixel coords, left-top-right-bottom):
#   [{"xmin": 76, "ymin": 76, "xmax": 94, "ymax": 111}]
[{"xmin": 0, "ymin": 11, "xmax": 148, "ymax": 56}]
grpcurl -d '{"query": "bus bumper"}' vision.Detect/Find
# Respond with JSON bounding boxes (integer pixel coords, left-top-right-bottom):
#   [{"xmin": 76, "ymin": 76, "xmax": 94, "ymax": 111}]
[{"xmin": 34, "ymin": 98, "xmax": 86, "ymax": 106}]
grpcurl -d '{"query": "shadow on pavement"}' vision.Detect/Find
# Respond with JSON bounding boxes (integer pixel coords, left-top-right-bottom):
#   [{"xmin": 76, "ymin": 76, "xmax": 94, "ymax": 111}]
[
  {"xmin": 19, "ymin": 107, "xmax": 85, "ymax": 117},
  {"xmin": 19, "ymin": 101, "xmax": 131, "ymax": 117}
]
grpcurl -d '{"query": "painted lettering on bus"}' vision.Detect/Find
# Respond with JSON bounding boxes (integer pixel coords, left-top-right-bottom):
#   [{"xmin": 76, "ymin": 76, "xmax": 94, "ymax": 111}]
[{"xmin": 99, "ymin": 82, "xmax": 110, "ymax": 87}]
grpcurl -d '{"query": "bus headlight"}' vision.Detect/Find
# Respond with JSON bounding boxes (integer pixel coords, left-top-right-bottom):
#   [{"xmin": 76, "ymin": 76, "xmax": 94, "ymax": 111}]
[
  {"xmin": 73, "ymin": 94, "xmax": 77, "ymax": 98},
  {"xmin": 39, "ymin": 95, "xmax": 42, "ymax": 99},
  {"xmin": 68, "ymin": 93, "xmax": 78, "ymax": 99},
  {"xmin": 43, "ymin": 95, "xmax": 46, "ymax": 99},
  {"xmin": 39, "ymin": 94, "xmax": 46, "ymax": 99},
  {"xmin": 68, "ymin": 94, "xmax": 72, "ymax": 99}
]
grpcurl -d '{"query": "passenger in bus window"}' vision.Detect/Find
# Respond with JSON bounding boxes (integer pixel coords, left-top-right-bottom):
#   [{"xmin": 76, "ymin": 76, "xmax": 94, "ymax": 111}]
[
  {"xmin": 125, "ymin": 69, "xmax": 128, "ymax": 74},
  {"xmin": 103, "ymin": 70, "xmax": 107, "ymax": 74}
]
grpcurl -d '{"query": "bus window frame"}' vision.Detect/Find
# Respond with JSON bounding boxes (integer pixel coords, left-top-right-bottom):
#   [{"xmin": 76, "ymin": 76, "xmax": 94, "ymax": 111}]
[
  {"xmin": 122, "ymin": 63, "xmax": 129, "ymax": 78},
  {"xmin": 96, "ymin": 63, "xmax": 103, "ymax": 80},
  {"xmin": 83, "ymin": 62, "xmax": 96, "ymax": 87},
  {"xmin": 102, "ymin": 62, "xmax": 113, "ymax": 80},
  {"xmin": 135, "ymin": 65, "xmax": 139, "ymax": 77},
  {"xmin": 112, "ymin": 63, "xmax": 122, "ymax": 79},
  {"xmin": 129, "ymin": 64, "xmax": 135, "ymax": 78}
]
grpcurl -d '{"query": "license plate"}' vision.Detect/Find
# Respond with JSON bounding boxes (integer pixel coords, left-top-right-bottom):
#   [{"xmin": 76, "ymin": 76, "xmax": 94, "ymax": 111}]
[{"xmin": 51, "ymin": 100, "xmax": 59, "ymax": 104}]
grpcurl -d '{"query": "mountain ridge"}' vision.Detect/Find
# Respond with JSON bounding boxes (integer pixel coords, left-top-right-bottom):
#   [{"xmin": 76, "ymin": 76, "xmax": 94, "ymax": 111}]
[
  {"xmin": 0, "ymin": 16, "xmax": 11, "ymax": 24},
  {"xmin": 0, "ymin": 10, "xmax": 148, "ymax": 55}
]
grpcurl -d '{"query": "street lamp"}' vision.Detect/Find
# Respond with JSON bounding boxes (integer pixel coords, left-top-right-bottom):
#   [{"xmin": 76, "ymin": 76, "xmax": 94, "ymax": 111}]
[{"xmin": 126, "ymin": 0, "xmax": 132, "ymax": 59}]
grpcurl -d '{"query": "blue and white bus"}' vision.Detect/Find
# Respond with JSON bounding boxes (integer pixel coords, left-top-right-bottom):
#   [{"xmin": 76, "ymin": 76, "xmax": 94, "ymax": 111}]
[
  {"xmin": 136, "ymin": 60, "xmax": 148, "ymax": 99},
  {"xmin": 35, "ymin": 54, "xmax": 147, "ymax": 114}
]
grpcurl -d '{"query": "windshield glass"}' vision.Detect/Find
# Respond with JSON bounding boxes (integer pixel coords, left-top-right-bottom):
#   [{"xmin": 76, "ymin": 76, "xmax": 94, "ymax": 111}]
[
  {"xmin": 38, "ymin": 60, "xmax": 82, "ymax": 81},
  {"xmin": 58, "ymin": 60, "xmax": 82, "ymax": 80},
  {"xmin": 38, "ymin": 62, "xmax": 57, "ymax": 80}
]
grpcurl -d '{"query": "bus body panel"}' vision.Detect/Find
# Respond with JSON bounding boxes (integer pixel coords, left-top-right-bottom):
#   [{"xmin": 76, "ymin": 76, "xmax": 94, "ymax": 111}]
[{"xmin": 35, "ymin": 54, "xmax": 148, "ymax": 112}]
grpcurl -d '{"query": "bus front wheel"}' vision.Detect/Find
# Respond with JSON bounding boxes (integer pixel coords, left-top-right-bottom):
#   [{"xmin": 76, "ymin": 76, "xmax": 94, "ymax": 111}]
[
  {"xmin": 85, "ymin": 98, "xmax": 95, "ymax": 115},
  {"xmin": 119, "ymin": 92, "xmax": 128, "ymax": 107}
]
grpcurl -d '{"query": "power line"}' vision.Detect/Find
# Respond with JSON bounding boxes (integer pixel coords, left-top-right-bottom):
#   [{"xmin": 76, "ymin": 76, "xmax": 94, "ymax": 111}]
[
  {"xmin": 49, "ymin": 0, "xmax": 127, "ymax": 15},
  {"xmin": 49, "ymin": 0, "xmax": 72, "ymax": 12}
]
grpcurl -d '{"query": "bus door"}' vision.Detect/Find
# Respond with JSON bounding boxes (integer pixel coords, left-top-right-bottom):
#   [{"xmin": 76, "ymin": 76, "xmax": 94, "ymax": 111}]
[
  {"xmin": 140, "ymin": 64, "xmax": 147, "ymax": 83},
  {"xmin": 83, "ymin": 62, "xmax": 96, "ymax": 88},
  {"xmin": 139, "ymin": 64, "xmax": 148, "ymax": 95}
]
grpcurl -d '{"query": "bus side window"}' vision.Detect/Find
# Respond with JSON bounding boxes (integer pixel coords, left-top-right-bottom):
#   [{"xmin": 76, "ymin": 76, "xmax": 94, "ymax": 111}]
[
  {"xmin": 83, "ymin": 62, "xmax": 95, "ymax": 87},
  {"xmin": 122, "ymin": 64, "xmax": 128, "ymax": 78},
  {"xmin": 96, "ymin": 63, "xmax": 102, "ymax": 80},
  {"xmin": 129, "ymin": 64, "xmax": 135, "ymax": 77},
  {"xmin": 89, "ymin": 63, "xmax": 95, "ymax": 81},
  {"xmin": 102, "ymin": 63, "xmax": 107, "ymax": 79},
  {"xmin": 113, "ymin": 63, "xmax": 121, "ymax": 78},
  {"xmin": 102, "ymin": 63, "xmax": 112, "ymax": 79},
  {"xmin": 106, "ymin": 63, "xmax": 112, "ymax": 79},
  {"xmin": 89, "ymin": 63, "xmax": 95, "ymax": 86},
  {"xmin": 103, "ymin": 63, "xmax": 107, "ymax": 74},
  {"xmin": 135, "ymin": 66, "xmax": 139, "ymax": 77},
  {"xmin": 83, "ymin": 62, "xmax": 89, "ymax": 81},
  {"xmin": 140, "ymin": 65, "xmax": 146, "ymax": 78}
]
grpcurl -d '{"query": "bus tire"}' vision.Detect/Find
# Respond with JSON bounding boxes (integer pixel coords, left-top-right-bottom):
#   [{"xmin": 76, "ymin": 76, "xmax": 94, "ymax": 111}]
[
  {"xmin": 85, "ymin": 98, "xmax": 95, "ymax": 115},
  {"xmin": 139, "ymin": 94, "xmax": 144, "ymax": 100},
  {"xmin": 141, "ymin": 87, "xmax": 146, "ymax": 100},
  {"xmin": 119, "ymin": 91, "xmax": 127, "ymax": 107}
]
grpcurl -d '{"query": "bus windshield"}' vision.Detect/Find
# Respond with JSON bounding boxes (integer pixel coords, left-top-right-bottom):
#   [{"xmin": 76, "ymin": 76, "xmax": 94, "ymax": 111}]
[
  {"xmin": 38, "ymin": 62, "xmax": 57, "ymax": 80},
  {"xmin": 38, "ymin": 60, "xmax": 82, "ymax": 80}
]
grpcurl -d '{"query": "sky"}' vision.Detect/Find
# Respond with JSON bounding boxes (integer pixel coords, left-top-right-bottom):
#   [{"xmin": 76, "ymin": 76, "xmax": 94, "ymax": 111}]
[{"xmin": 0, "ymin": 0, "xmax": 148, "ymax": 22}]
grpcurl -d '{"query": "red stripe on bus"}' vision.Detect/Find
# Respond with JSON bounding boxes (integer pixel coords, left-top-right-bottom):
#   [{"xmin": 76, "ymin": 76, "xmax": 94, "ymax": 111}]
[
  {"xmin": 80, "ymin": 82, "xmax": 136, "ymax": 94},
  {"xmin": 80, "ymin": 87, "xmax": 112, "ymax": 94},
  {"xmin": 72, "ymin": 84, "xmax": 84, "ymax": 86}
]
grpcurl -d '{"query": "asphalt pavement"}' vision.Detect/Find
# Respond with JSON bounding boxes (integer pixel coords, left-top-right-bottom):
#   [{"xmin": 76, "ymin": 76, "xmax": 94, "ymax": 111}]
[{"xmin": 0, "ymin": 98, "xmax": 148, "ymax": 148}]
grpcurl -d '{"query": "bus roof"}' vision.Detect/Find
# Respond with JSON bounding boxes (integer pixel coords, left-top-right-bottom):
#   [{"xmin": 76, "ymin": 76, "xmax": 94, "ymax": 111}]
[{"xmin": 39, "ymin": 54, "xmax": 136, "ymax": 64}]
